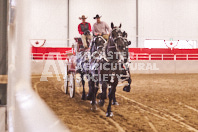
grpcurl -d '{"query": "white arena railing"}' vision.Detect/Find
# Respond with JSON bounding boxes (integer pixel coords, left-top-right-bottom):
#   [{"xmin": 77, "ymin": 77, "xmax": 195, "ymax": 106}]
[
  {"xmin": 31, "ymin": 53, "xmax": 198, "ymax": 61},
  {"xmin": 129, "ymin": 53, "xmax": 198, "ymax": 60},
  {"xmin": 7, "ymin": 0, "xmax": 70, "ymax": 132}
]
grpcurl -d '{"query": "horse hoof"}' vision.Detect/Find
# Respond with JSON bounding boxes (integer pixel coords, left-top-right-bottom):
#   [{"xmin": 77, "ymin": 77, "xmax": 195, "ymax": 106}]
[
  {"xmin": 91, "ymin": 105, "xmax": 97, "ymax": 111},
  {"xmin": 81, "ymin": 94, "xmax": 87, "ymax": 100},
  {"xmin": 86, "ymin": 94, "xmax": 92, "ymax": 101},
  {"xmin": 123, "ymin": 85, "xmax": 131, "ymax": 92},
  {"xmin": 106, "ymin": 112, "xmax": 113, "ymax": 117},
  {"xmin": 90, "ymin": 101, "xmax": 97, "ymax": 105},
  {"xmin": 97, "ymin": 93, "xmax": 102, "ymax": 99},
  {"xmin": 112, "ymin": 102, "xmax": 119, "ymax": 105},
  {"xmin": 98, "ymin": 100, "xmax": 105, "ymax": 107}
]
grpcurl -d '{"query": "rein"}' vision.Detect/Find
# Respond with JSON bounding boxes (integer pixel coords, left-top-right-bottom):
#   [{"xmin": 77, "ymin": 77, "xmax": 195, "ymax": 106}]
[
  {"xmin": 105, "ymin": 27, "xmax": 128, "ymax": 63},
  {"xmin": 91, "ymin": 28, "xmax": 127, "ymax": 63}
]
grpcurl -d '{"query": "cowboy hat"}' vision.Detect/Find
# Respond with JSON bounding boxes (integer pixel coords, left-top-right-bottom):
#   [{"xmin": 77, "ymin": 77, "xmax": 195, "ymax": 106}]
[
  {"xmin": 79, "ymin": 15, "xmax": 87, "ymax": 20},
  {"xmin": 93, "ymin": 14, "xmax": 102, "ymax": 19}
]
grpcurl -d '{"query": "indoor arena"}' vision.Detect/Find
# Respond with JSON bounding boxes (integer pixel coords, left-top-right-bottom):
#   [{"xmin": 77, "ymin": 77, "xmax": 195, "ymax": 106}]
[{"xmin": 1, "ymin": 0, "xmax": 198, "ymax": 132}]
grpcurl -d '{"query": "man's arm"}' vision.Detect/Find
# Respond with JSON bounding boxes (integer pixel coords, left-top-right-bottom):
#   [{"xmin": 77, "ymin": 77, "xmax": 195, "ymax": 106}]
[
  {"xmin": 92, "ymin": 24, "xmax": 100, "ymax": 35},
  {"xmin": 78, "ymin": 24, "xmax": 83, "ymax": 35},
  {"xmin": 105, "ymin": 22, "xmax": 111, "ymax": 34}
]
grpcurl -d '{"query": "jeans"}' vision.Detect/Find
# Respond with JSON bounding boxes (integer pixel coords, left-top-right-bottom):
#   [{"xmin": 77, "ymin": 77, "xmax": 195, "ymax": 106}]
[{"xmin": 81, "ymin": 34, "xmax": 92, "ymax": 48}]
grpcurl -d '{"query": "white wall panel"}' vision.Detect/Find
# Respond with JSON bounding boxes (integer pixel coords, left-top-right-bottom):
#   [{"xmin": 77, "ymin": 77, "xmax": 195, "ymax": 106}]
[
  {"xmin": 30, "ymin": 0, "xmax": 68, "ymax": 47},
  {"xmin": 7, "ymin": 0, "xmax": 69, "ymax": 131},
  {"xmin": 139, "ymin": 0, "xmax": 198, "ymax": 47},
  {"xmin": 69, "ymin": 0, "xmax": 136, "ymax": 47},
  {"xmin": 28, "ymin": 0, "xmax": 198, "ymax": 48},
  {"xmin": 0, "ymin": 107, "xmax": 6, "ymax": 132}
]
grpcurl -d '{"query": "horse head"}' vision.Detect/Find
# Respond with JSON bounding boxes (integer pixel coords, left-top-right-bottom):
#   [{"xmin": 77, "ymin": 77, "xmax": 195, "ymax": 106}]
[
  {"xmin": 110, "ymin": 23, "xmax": 125, "ymax": 52},
  {"xmin": 110, "ymin": 22, "xmax": 123, "ymax": 39},
  {"xmin": 94, "ymin": 36, "xmax": 106, "ymax": 54},
  {"xmin": 108, "ymin": 23, "xmax": 130, "ymax": 63}
]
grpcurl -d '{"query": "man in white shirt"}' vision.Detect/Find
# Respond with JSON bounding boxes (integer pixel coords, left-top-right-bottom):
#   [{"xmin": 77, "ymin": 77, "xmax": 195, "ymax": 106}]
[{"xmin": 92, "ymin": 14, "xmax": 110, "ymax": 40}]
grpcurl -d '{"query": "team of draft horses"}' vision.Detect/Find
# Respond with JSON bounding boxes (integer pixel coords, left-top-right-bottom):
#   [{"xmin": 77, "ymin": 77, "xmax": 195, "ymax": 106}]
[{"xmin": 76, "ymin": 14, "xmax": 132, "ymax": 117}]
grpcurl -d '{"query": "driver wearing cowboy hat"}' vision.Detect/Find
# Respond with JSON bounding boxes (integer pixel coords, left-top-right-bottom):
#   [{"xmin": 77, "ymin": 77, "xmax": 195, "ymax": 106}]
[
  {"xmin": 78, "ymin": 15, "xmax": 92, "ymax": 48},
  {"xmin": 92, "ymin": 14, "xmax": 110, "ymax": 40}
]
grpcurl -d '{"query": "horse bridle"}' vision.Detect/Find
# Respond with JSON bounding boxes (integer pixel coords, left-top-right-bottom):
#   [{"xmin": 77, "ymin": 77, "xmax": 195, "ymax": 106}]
[
  {"xmin": 93, "ymin": 36, "xmax": 107, "ymax": 51},
  {"xmin": 109, "ymin": 28, "xmax": 126, "ymax": 51},
  {"xmin": 106, "ymin": 28, "xmax": 129, "ymax": 63},
  {"xmin": 91, "ymin": 36, "xmax": 107, "ymax": 60},
  {"xmin": 92, "ymin": 28, "xmax": 127, "ymax": 63}
]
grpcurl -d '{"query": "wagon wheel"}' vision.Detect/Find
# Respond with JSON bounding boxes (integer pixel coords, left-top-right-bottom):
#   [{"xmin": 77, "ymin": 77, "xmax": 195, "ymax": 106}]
[
  {"xmin": 64, "ymin": 61, "xmax": 69, "ymax": 94},
  {"xmin": 68, "ymin": 72, "xmax": 75, "ymax": 98}
]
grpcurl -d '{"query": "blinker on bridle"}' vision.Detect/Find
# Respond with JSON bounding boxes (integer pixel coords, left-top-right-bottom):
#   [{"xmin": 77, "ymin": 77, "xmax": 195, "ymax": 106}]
[{"xmin": 109, "ymin": 28, "xmax": 125, "ymax": 50}]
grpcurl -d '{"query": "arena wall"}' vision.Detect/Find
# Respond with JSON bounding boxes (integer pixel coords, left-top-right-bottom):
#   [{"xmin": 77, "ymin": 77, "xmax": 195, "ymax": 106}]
[
  {"xmin": 31, "ymin": 47, "xmax": 198, "ymax": 75},
  {"xmin": 28, "ymin": 0, "xmax": 198, "ymax": 48},
  {"xmin": 30, "ymin": 0, "xmax": 68, "ymax": 47},
  {"xmin": 69, "ymin": 0, "xmax": 136, "ymax": 47},
  {"xmin": 138, "ymin": 0, "xmax": 198, "ymax": 47},
  {"xmin": 31, "ymin": 60, "xmax": 198, "ymax": 76}
]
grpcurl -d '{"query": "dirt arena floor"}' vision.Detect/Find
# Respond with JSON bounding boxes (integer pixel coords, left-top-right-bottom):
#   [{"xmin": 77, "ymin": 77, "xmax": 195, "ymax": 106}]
[{"xmin": 31, "ymin": 74, "xmax": 198, "ymax": 132}]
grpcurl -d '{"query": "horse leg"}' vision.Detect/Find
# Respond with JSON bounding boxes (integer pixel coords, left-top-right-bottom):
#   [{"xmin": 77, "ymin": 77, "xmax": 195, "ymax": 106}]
[
  {"xmin": 91, "ymin": 80, "xmax": 97, "ymax": 111},
  {"xmin": 106, "ymin": 85, "xmax": 116, "ymax": 117},
  {"xmin": 98, "ymin": 81, "xmax": 107, "ymax": 107},
  {"xmin": 123, "ymin": 69, "xmax": 132, "ymax": 92},
  {"xmin": 112, "ymin": 87, "xmax": 119, "ymax": 105},
  {"xmin": 123, "ymin": 77, "xmax": 131, "ymax": 92},
  {"xmin": 87, "ymin": 75, "xmax": 94, "ymax": 100},
  {"xmin": 81, "ymin": 73, "xmax": 87, "ymax": 100},
  {"xmin": 95, "ymin": 81, "xmax": 99, "ymax": 96}
]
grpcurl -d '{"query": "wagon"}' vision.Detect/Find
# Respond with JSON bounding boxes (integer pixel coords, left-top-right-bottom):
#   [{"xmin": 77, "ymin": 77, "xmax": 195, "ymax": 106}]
[{"xmin": 63, "ymin": 37, "xmax": 84, "ymax": 98}]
